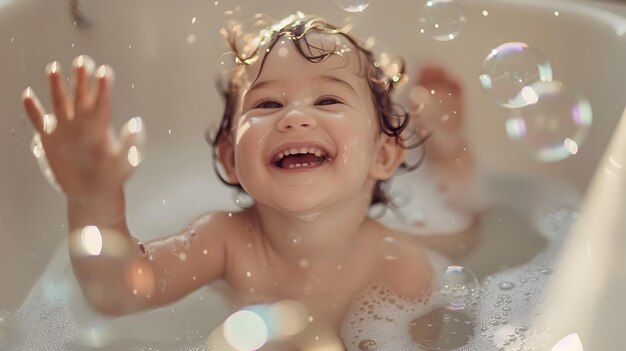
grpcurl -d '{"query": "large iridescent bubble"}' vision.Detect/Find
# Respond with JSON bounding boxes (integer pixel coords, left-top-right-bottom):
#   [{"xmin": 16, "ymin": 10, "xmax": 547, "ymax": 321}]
[
  {"xmin": 479, "ymin": 42, "xmax": 553, "ymax": 108},
  {"xmin": 505, "ymin": 81, "xmax": 593, "ymax": 162}
]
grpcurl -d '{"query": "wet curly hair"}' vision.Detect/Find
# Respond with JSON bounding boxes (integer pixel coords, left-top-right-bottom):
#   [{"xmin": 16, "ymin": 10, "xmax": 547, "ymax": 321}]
[{"xmin": 209, "ymin": 12, "xmax": 428, "ymax": 207}]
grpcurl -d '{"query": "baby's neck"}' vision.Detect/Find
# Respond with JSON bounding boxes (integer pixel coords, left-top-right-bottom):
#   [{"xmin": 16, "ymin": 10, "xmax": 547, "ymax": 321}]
[{"xmin": 249, "ymin": 195, "xmax": 372, "ymax": 267}]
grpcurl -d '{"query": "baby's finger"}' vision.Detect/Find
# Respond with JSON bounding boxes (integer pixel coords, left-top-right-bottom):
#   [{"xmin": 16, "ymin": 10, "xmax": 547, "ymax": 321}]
[
  {"xmin": 93, "ymin": 65, "xmax": 114, "ymax": 121},
  {"xmin": 46, "ymin": 61, "xmax": 72, "ymax": 120},
  {"xmin": 72, "ymin": 55, "xmax": 96, "ymax": 112},
  {"xmin": 21, "ymin": 87, "xmax": 45, "ymax": 134}
]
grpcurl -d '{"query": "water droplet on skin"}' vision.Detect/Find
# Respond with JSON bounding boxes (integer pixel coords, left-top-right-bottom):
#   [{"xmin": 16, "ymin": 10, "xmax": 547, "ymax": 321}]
[
  {"xmin": 358, "ymin": 339, "xmax": 378, "ymax": 350},
  {"xmin": 159, "ymin": 280, "xmax": 167, "ymax": 292},
  {"xmin": 181, "ymin": 238, "xmax": 191, "ymax": 249},
  {"xmin": 379, "ymin": 236, "xmax": 400, "ymax": 260},
  {"xmin": 299, "ymin": 259, "xmax": 310, "ymax": 269},
  {"xmin": 289, "ymin": 232, "xmax": 301, "ymax": 245}
]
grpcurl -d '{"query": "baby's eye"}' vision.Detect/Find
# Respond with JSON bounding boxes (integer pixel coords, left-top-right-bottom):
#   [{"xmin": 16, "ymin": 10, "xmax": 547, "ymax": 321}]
[
  {"xmin": 315, "ymin": 97, "xmax": 341, "ymax": 106},
  {"xmin": 255, "ymin": 100, "xmax": 283, "ymax": 109}
]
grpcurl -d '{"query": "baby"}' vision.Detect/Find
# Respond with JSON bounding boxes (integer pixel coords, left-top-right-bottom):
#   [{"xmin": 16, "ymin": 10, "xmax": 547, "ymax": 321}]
[{"xmin": 21, "ymin": 13, "xmax": 476, "ymax": 350}]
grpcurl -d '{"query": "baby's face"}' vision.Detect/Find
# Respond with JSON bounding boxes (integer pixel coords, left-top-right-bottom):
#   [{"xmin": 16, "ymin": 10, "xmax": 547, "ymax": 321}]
[{"xmin": 226, "ymin": 33, "xmax": 386, "ymax": 214}]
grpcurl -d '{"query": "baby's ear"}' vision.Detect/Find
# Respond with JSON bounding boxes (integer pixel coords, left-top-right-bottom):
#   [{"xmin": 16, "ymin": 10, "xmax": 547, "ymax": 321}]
[
  {"xmin": 216, "ymin": 134, "xmax": 239, "ymax": 184},
  {"xmin": 370, "ymin": 134, "xmax": 405, "ymax": 180}
]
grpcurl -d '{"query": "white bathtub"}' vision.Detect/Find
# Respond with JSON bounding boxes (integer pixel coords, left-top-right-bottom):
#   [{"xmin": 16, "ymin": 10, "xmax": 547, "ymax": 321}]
[{"xmin": 0, "ymin": 0, "xmax": 624, "ymax": 349}]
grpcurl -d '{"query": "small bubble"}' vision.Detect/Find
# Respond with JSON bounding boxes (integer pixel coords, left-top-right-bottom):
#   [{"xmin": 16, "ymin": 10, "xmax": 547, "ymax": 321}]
[
  {"xmin": 159, "ymin": 280, "xmax": 167, "ymax": 291},
  {"xmin": 181, "ymin": 238, "xmax": 191, "ymax": 249},
  {"xmin": 418, "ymin": 0, "xmax": 466, "ymax": 41},
  {"xmin": 178, "ymin": 253, "xmax": 187, "ymax": 261},
  {"xmin": 191, "ymin": 16, "xmax": 197, "ymax": 24},
  {"xmin": 539, "ymin": 267, "xmax": 553, "ymax": 275},
  {"xmin": 499, "ymin": 282, "xmax": 516, "ymax": 290},
  {"xmin": 186, "ymin": 34, "xmax": 196, "ymax": 44},
  {"xmin": 203, "ymin": 249, "xmax": 208, "ymax": 255},
  {"xmin": 358, "ymin": 339, "xmax": 378, "ymax": 350},
  {"xmin": 333, "ymin": 0, "xmax": 369, "ymax": 12},
  {"xmin": 482, "ymin": 10, "xmax": 489, "ymax": 16},
  {"xmin": 246, "ymin": 271, "xmax": 252, "ymax": 278}
]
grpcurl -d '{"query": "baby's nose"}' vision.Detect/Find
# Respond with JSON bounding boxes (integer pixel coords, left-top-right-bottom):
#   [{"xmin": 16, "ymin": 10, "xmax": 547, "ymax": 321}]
[{"xmin": 276, "ymin": 108, "xmax": 317, "ymax": 131}]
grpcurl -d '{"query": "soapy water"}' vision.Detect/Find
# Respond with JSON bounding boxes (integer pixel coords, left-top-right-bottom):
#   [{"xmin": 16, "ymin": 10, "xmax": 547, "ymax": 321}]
[{"xmin": 0, "ymin": 176, "xmax": 578, "ymax": 350}]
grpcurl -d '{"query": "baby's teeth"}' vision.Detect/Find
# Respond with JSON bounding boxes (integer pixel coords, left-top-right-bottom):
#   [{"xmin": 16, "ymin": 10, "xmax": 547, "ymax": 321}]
[
  {"xmin": 300, "ymin": 147, "xmax": 307, "ymax": 154},
  {"xmin": 314, "ymin": 149, "xmax": 322, "ymax": 157},
  {"xmin": 289, "ymin": 164, "xmax": 295, "ymax": 169},
  {"xmin": 284, "ymin": 149, "xmax": 291, "ymax": 156},
  {"xmin": 289, "ymin": 148, "xmax": 299, "ymax": 154}
]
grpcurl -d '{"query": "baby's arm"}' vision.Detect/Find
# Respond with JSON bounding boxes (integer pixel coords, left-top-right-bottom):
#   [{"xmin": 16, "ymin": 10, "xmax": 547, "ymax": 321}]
[{"xmin": 22, "ymin": 57, "xmax": 228, "ymax": 316}]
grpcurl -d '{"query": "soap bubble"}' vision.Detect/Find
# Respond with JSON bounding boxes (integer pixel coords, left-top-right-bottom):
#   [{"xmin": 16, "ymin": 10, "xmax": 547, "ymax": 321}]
[
  {"xmin": 333, "ymin": 0, "xmax": 370, "ymax": 12},
  {"xmin": 216, "ymin": 52, "xmax": 240, "ymax": 75},
  {"xmin": 505, "ymin": 81, "xmax": 593, "ymax": 162},
  {"xmin": 479, "ymin": 42, "xmax": 553, "ymax": 108},
  {"xmin": 418, "ymin": 0, "xmax": 466, "ymax": 41},
  {"xmin": 438, "ymin": 265, "xmax": 479, "ymax": 311}
]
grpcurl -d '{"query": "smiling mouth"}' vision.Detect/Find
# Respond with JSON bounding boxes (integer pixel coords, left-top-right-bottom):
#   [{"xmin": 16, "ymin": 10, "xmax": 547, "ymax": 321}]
[{"xmin": 272, "ymin": 146, "xmax": 332, "ymax": 169}]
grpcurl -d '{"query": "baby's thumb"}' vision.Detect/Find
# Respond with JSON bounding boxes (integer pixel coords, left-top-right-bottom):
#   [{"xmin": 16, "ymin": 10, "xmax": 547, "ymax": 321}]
[{"xmin": 118, "ymin": 116, "xmax": 146, "ymax": 178}]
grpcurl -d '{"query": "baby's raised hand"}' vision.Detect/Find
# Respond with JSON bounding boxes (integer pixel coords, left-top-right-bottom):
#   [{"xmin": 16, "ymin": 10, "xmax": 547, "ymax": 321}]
[{"xmin": 22, "ymin": 56, "xmax": 144, "ymax": 200}]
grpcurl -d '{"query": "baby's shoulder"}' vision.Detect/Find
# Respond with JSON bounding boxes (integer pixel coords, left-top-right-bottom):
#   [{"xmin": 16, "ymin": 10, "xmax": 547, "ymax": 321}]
[
  {"xmin": 366, "ymin": 221, "xmax": 435, "ymax": 298},
  {"xmin": 189, "ymin": 210, "xmax": 254, "ymax": 243}
]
